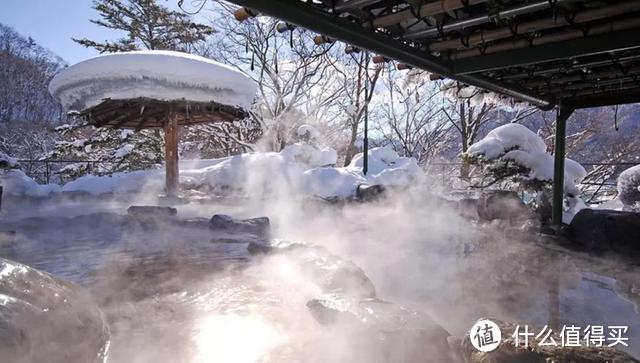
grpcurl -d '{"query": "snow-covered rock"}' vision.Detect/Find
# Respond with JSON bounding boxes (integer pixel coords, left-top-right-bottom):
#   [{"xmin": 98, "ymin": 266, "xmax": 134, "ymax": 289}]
[
  {"xmin": 49, "ymin": 50, "xmax": 256, "ymax": 112},
  {"xmin": 0, "ymin": 258, "xmax": 110, "ymax": 363},
  {"xmin": 617, "ymin": 164, "xmax": 640, "ymax": 210}
]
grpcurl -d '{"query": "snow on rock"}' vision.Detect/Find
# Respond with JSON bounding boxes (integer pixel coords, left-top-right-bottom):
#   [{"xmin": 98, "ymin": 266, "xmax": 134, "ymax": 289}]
[
  {"xmin": 303, "ymin": 147, "xmax": 422, "ymax": 198},
  {"xmin": 0, "ymin": 170, "xmax": 61, "ymax": 197},
  {"xmin": 302, "ymin": 167, "xmax": 366, "ymax": 199},
  {"xmin": 617, "ymin": 164, "xmax": 640, "ymax": 210},
  {"xmin": 49, "ymin": 50, "xmax": 256, "ymax": 112}
]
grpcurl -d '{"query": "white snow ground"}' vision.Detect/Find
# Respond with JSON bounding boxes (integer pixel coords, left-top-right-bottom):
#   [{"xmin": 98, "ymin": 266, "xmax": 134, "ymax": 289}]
[
  {"xmin": 48, "ymin": 50, "xmax": 257, "ymax": 112},
  {"xmin": 0, "ymin": 144, "xmax": 421, "ymax": 199}
]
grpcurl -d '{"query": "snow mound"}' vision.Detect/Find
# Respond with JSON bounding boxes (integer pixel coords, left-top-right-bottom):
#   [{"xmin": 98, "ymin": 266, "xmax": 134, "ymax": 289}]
[
  {"xmin": 617, "ymin": 164, "xmax": 640, "ymax": 210},
  {"xmin": 0, "ymin": 170, "xmax": 61, "ymax": 197},
  {"xmin": 303, "ymin": 147, "xmax": 422, "ymax": 198},
  {"xmin": 280, "ymin": 142, "xmax": 337, "ymax": 167},
  {"xmin": 61, "ymin": 169, "xmax": 163, "ymax": 195},
  {"xmin": 49, "ymin": 50, "xmax": 256, "ymax": 112},
  {"xmin": 467, "ymin": 123, "xmax": 547, "ymax": 159}
]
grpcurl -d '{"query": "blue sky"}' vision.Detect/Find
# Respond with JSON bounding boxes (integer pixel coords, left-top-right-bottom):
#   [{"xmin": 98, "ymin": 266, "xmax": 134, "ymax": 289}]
[{"xmin": 0, "ymin": 0, "xmax": 194, "ymax": 64}]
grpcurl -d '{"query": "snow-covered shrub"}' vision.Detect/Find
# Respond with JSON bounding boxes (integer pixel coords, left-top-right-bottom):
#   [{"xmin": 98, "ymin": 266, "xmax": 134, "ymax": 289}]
[
  {"xmin": 48, "ymin": 120, "xmax": 164, "ymax": 179},
  {"xmin": 617, "ymin": 165, "xmax": 640, "ymax": 211},
  {"xmin": 464, "ymin": 123, "xmax": 587, "ymax": 223}
]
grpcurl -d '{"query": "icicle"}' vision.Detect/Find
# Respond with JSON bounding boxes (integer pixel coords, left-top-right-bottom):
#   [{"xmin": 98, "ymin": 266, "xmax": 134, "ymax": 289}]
[
  {"xmin": 251, "ymin": 52, "xmax": 255, "ymax": 71},
  {"xmin": 245, "ymin": 38, "xmax": 249, "ymax": 53},
  {"xmin": 290, "ymin": 31, "xmax": 293, "ymax": 48},
  {"xmin": 275, "ymin": 53, "xmax": 279, "ymax": 74},
  {"xmin": 614, "ymin": 104, "xmax": 619, "ymax": 131}
]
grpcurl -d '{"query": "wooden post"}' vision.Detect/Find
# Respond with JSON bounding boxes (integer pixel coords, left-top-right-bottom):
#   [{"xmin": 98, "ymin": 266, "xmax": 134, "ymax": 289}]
[
  {"xmin": 551, "ymin": 105, "xmax": 574, "ymax": 227},
  {"xmin": 164, "ymin": 113, "xmax": 179, "ymax": 197}
]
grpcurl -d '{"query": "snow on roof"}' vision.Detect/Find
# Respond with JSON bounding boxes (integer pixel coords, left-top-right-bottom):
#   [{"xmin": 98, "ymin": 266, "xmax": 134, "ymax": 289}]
[{"xmin": 49, "ymin": 50, "xmax": 257, "ymax": 112}]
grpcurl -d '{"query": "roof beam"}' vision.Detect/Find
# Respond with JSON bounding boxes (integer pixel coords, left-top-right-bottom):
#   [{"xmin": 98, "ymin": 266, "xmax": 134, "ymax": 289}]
[
  {"xmin": 225, "ymin": 0, "xmax": 553, "ymax": 108},
  {"xmin": 452, "ymin": 28, "xmax": 640, "ymax": 75},
  {"xmin": 563, "ymin": 88, "xmax": 640, "ymax": 109}
]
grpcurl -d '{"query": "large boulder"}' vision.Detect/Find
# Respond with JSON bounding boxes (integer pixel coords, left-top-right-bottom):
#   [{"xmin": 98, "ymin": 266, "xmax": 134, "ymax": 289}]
[
  {"xmin": 127, "ymin": 205, "xmax": 177, "ymax": 218},
  {"xmin": 0, "ymin": 258, "xmax": 110, "ymax": 363},
  {"xmin": 307, "ymin": 295, "xmax": 456, "ymax": 363},
  {"xmin": 477, "ymin": 190, "xmax": 530, "ymax": 221},
  {"xmin": 209, "ymin": 214, "xmax": 270, "ymax": 238},
  {"xmin": 248, "ymin": 240, "xmax": 376, "ymax": 298},
  {"xmin": 569, "ymin": 208, "xmax": 640, "ymax": 256},
  {"xmin": 355, "ymin": 184, "xmax": 387, "ymax": 202}
]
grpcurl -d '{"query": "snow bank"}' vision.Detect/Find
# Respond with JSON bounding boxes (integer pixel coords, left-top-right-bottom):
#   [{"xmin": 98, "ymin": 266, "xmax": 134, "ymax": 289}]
[
  {"xmin": 61, "ymin": 169, "xmax": 163, "ymax": 195},
  {"xmin": 617, "ymin": 164, "xmax": 640, "ymax": 210},
  {"xmin": 0, "ymin": 170, "xmax": 61, "ymax": 197},
  {"xmin": 2, "ymin": 144, "xmax": 421, "ymax": 200},
  {"xmin": 49, "ymin": 50, "xmax": 257, "ymax": 112}
]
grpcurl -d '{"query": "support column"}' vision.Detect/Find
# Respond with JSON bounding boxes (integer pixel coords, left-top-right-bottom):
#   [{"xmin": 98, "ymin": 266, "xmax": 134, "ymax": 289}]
[
  {"xmin": 164, "ymin": 114, "xmax": 179, "ymax": 197},
  {"xmin": 551, "ymin": 105, "xmax": 574, "ymax": 227}
]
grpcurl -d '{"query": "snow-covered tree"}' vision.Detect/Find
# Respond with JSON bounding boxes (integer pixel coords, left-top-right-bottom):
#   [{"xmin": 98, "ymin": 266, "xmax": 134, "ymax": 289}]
[
  {"xmin": 464, "ymin": 123, "xmax": 587, "ymax": 223},
  {"xmin": 48, "ymin": 119, "xmax": 163, "ymax": 180},
  {"xmin": 0, "ymin": 24, "xmax": 66, "ymax": 161},
  {"xmin": 73, "ymin": 0, "xmax": 213, "ymax": 53},
  {"xmin": 209, "ymin": 4, "xmax": 346, "ymax": 153},
  {"xmin": 374, "ymin": 69, "xmax": 452, "ymax": 164}
]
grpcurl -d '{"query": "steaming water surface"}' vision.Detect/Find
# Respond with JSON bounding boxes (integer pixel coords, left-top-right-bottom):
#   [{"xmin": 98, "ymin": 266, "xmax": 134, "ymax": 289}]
[{"xmin": 1, "ymin": 194, "xmax": 639, "ymax": 362}]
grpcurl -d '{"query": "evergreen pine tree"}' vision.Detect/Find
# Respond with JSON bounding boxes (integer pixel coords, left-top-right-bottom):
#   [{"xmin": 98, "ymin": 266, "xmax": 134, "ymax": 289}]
[{"xmin": 72, "ymin": 0, "xmax": 213, "ymax": 53}]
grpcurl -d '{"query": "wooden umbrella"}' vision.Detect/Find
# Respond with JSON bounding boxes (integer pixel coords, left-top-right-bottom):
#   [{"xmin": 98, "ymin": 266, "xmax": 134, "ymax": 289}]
[
  {"xmin": 82, "ymin": 98, "xmax": 248, "ymax": 196},
  {"xmin": 48, "ymin": 50, "xmax": 255, "ymax": 197}
]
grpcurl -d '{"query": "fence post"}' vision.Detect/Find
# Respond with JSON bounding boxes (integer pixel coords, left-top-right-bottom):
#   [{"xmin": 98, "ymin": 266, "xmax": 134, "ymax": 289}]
[{"xmin": 45, "ymin": 161, "xmax": 50, "ymax": 184}]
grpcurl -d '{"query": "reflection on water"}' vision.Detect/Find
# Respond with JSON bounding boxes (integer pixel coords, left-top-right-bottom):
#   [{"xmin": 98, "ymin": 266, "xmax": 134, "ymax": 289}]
[
  {"xmin": 194, "ymin": 314, "xmax": 284, "ymax": 363},
  {"xmin": 1, "ymin": 198, "xmax": 639, "ymax": 362}
]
